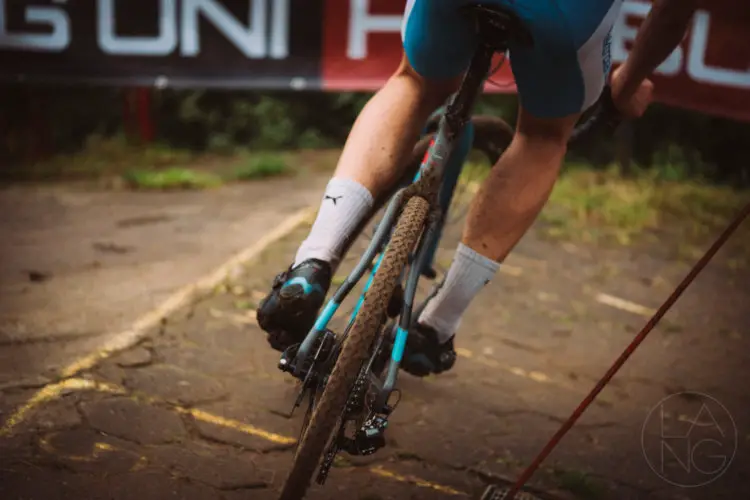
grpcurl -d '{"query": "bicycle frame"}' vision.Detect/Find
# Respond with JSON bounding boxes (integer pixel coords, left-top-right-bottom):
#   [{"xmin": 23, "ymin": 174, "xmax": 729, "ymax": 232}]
[
  {"xmin": 346, "ymin": 106, "xmax": 475, "ymax": 323},
  {"xmin": 290, "ymin": 44, "xmax": 499, "ymax": 410}
]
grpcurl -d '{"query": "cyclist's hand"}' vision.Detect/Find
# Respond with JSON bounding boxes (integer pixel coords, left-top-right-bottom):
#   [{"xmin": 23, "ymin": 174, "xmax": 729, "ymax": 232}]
[{"xmin": 610, "ymin": 65, "xmax": 654, "ymax": 119}]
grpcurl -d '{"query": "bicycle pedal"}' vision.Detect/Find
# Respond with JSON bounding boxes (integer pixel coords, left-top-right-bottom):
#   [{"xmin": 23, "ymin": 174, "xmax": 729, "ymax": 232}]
[
  {"xmin": 277, "ymin": 344, "xmax": 299, "ymax": 373},
  {"xmin": 480, "ymin": 485, "xmax": 544, "ymax": 500}
]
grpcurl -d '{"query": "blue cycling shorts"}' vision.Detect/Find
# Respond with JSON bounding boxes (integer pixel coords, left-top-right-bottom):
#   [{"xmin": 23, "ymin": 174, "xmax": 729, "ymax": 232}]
[{"xmin": 402, "ymin": 0, "xmax": 623, "ymax": 118}]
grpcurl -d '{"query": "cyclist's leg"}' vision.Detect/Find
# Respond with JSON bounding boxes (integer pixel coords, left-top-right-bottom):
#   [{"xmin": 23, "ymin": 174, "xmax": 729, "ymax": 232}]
[
  {"xmin": 458, "ymin": 0, "xmax": 623, "ymax": 259},
  {"xmin": 256, "ymin": 0, "xmax": 468, "ymax": 349},
  {"xmin": 405, "ymin": 0, "xmax": 623, "ymax": 376},
  {"xmin": 293, "ymin": 55, "xmax": 460, "ymax": 269}
]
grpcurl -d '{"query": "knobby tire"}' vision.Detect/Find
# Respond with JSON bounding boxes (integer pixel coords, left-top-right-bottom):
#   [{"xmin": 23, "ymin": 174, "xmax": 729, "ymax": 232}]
[{"xmin": 278, "ymin": 195, "xmax": 431, "ymax": 500}]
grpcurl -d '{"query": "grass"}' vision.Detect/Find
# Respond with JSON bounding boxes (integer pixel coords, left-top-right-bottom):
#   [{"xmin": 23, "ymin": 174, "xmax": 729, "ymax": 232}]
[
  {"xmin": 540, "ymin": 163, "xmax": 748, "ymax": 249},
  {"xmin": 121, "ymin": 151, "xmax": 293, "ymax": 190},
  {"xmin": 541, "ymin": 164, "xmax": 659, "ymax": 245},
  {"xmin": 16, "ymin": 137, "xmax": 750, "ymax": 263},
  {"xmin": 228, "ymin": 151, "xmax": 291, "ymax": 180},
  {"xmin": 453, "ymin": 159, "xmax": 747, "ymax": 252},
  {"xmin": 19, "ymin": 134, "xmax": 195, "ymax": 181},
  {"xmin": 15, "ymin": 135, "xmax": 294, "ymax": 189},
  {"xmin": 122, "ymin": 152, "xmax": 292, "ymax": 190},
  {"xmin": 122, "ymin": 167, "xmax": 223, "ymax": 190},
  {"xmin": 447, "ymin": 159, "xmax": 749, "ymax": 268}
]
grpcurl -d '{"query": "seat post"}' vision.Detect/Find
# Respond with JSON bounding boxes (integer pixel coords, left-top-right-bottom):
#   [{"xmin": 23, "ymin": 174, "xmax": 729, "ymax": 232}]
[{"xmin": 444, "ymin": 43, "xmax": 496, "ymax": 138}]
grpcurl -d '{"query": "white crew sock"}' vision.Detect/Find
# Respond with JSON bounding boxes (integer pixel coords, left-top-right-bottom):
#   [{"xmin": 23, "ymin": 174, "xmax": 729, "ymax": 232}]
[
  {"xmin": 294, "ymin": 177, "xmax": 374, "ymax": 268},
  {"xmin": 418, "ymin": 242, "xmax": 500, "ymax": 343}
]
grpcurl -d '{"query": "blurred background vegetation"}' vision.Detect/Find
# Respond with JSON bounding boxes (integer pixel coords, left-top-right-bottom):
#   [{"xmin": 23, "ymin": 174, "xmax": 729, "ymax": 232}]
[
  {"xmin": 1, "ymin": 83, "xmax": 748, "ymax": 263},
  {"xmin": 2, "ymin": 84, "xmax": 750, "ymax": 188}
]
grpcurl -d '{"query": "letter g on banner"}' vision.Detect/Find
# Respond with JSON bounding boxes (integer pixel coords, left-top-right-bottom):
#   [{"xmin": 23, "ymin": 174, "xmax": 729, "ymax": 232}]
[{"xmin": 0, "ymin": 0, "xmax": 71, "ymax": 52}]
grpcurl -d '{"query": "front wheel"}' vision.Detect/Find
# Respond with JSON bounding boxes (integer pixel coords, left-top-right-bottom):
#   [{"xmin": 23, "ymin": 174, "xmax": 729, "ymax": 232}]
[{"xmin": 277, "ymin": 195, "xmax": 431, "ymax": 500}]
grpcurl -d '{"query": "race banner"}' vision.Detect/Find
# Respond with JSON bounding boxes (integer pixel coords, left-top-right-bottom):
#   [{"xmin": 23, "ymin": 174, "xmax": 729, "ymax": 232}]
[
  {"xmin": 1, "ymin": 0, "xmax": 749, "ymax": 121},
  {"xmin": 0, "ymin": 0, "xmax": 324, "ymax": 89},
  {"xmin": 323, "ymin": 0, "xmax": 750, "ymax": 122}
]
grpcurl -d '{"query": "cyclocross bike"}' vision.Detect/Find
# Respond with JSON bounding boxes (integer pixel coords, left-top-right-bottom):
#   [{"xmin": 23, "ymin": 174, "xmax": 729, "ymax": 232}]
[{"xmin": 275, "ymin": 4, "xmax": 621, "ymax": 499}]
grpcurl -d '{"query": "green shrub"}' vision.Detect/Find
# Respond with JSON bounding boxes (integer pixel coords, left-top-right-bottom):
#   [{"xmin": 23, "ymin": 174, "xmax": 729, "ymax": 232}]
[
  {"xmin": 122, "ymin": 167, "xmax": 223, "ymax": 190},
  {"xmin": 230, "ymin": 152, "xmax": 290, "ymax": 180}
]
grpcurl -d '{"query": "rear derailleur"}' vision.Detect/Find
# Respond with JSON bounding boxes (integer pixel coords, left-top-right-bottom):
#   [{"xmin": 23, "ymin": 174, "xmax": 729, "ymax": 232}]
[
  {"xmin": 278, "ymin": 328, "xmax": 396, "ymax": 486},
  {"xmin": 317, "ymin": 411, "xmax": 391, "ymax": 484},
  {"xmin": 317, "ymin": 363, "xmax": 394, "ymax": 484}
]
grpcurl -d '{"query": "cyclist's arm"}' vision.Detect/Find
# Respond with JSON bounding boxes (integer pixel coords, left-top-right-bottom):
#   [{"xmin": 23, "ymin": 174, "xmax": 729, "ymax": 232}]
[{"xmin": 611, "ymin": 0, "xmax": 698, "ymax": 105}]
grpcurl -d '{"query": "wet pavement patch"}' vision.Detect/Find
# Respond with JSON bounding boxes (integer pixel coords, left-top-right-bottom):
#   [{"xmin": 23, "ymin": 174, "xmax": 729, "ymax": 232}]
[
  {"xmin": 123, "ymin": 364, "xmax": 228, "ymax": 406},
  {"xmin": 81, "ymin": 397, "xmax": 188, "ymax": 445}
]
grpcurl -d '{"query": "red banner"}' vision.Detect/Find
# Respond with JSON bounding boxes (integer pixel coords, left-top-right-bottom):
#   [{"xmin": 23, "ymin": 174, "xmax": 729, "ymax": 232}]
[{"xmin": 322, "ymin": 0, "xmax": 750, "ymax": 122}]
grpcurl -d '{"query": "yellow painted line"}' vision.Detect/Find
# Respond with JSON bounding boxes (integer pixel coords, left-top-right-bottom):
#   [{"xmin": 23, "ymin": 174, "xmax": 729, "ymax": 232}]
[
  {"xmin": 130, "ymin": 456, "xmax": 149, "ymax": 472},
  {"xmin": 455, "ymin": 347, "xmax": 474, "ymax": 358},
  {"xmin": 2, "ymin": 208, "xmax": 314, "ymax": 436},
  {"xmin": 2, "ymin": 376, "xmax": 297, "ymax": 445},
  {"xmin": 176, "ymin": 407, "xmax": 296, "ymax": 445},
  {"xmin": 498, "ymin": 264, "xmax": 523, "ymax": 277},
  {"xmin": 505, "ymin": 254, "xmax": 547, "ymax": 269},
  {"xmin": 369, "ymin": 465, "xmax": 468, "ymax": 496},
  {"xmin": 59, "ymin": 206, "xmax": 314, "ymax": 379},
  {"xmin": 595, "ymin": 293, "xmax": 655, "ymax": 317},
  {"xmin": 0, "ymin": 378, "xmax": 125, "ymax": 436},
  {"xmin": 462, "ymin": 353, "xmax": 583, "ymax": 396},
  {"xmin": 4, "ymin": 377, "xmax": 474, "ymax": 497},
  {"xmin": 457, "ymin": 350, "xmax": 554, "ymax": 385},
  {"xmin": 208, "ymin": 307, "xmax": 255, "ymax": 325},
  {"xmin": 528, "ymin": 371, "xmax": 550, "ymax": 383},
  {"xmin": 39, "ymin": 436, "xmax": 119, "ymax": 462},
  {"xmin": 39, "ymin": 432, "xmax": 150, "ymax": 469}
]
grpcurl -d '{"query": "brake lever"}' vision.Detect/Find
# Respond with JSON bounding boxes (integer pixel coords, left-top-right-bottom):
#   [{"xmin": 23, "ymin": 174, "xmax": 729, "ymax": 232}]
[{"xmin": 568, "ymin": 84, "xmax": 623, "ymax": 145}]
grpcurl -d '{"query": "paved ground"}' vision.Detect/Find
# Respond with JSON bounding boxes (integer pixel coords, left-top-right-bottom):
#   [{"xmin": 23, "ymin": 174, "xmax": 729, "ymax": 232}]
[
  {"xmin": 1, "ymin": 181, "xmax": 749, "ymax": 500},
  {"xmin": 0, "ymin": 171, "xmax": 327, "ymax": 388}
]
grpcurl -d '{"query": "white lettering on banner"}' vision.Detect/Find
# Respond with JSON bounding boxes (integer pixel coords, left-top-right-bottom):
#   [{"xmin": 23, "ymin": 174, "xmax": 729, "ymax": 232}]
[
  {"xmin": 612, "ymin": 0, "xmax": 750, "ymax": 89},
  {"xmin": 611, "ymin": 0, "xmax": 683, "ymax": 75},
  {"xmin": 348, "ymin": 0, "xmax": 402, "ymax": 59},
  {"xmin": 1, "ymin": 0, "xmax": 289, "ymax": 59},
  {"xmin": 101, "ymin": 0, "xmax": 289, "ymax": 58},
  {"xmin": 182, "ymin": 0, "xmax": 262, "ymax": 58},
  {"xmin": 0, "ymin": 0, "xmax": 70, "ymax": 52},
  {"xmin": 687, "ymin": 11, "xmax": 750, "ymax": 89},
  {"xmin": 268, "ymin": 0, "xmax": 289, "ymax": 59},
  {"xmin": 99, "ymin": 0, "xmax": 177, "ymax": 55}
]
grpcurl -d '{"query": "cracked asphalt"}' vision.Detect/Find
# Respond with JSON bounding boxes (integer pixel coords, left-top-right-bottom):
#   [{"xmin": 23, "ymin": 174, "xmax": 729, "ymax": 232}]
[
  {"xmin": 0, "ymin": 172, "xmax": 327, "ymax": 388},
  {"xmin": 1, "ymin": 191, "xmax": 749, "ymax": 500}
]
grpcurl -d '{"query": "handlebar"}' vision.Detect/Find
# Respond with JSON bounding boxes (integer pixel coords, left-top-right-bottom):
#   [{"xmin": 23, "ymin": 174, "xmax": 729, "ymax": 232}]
[{"xmin": 568, "ymin": 84, "xmax": 624, "ymax": 145}]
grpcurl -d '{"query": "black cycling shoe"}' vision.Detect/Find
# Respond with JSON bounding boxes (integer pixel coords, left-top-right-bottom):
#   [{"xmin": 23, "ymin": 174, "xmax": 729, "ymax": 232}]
[
  {"xmin": 256, "ymin": 258, "xmax": 332, "ymax": 352},
  {"xmin": 400, "ymin": 323, "xmax": 457, "ymax": 377}
]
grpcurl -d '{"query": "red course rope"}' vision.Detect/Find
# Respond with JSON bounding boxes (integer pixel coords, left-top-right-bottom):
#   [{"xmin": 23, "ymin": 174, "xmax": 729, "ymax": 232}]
[{"xmin": 505, "ymin": 199, "xmax": 750, "ymax": 499}]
